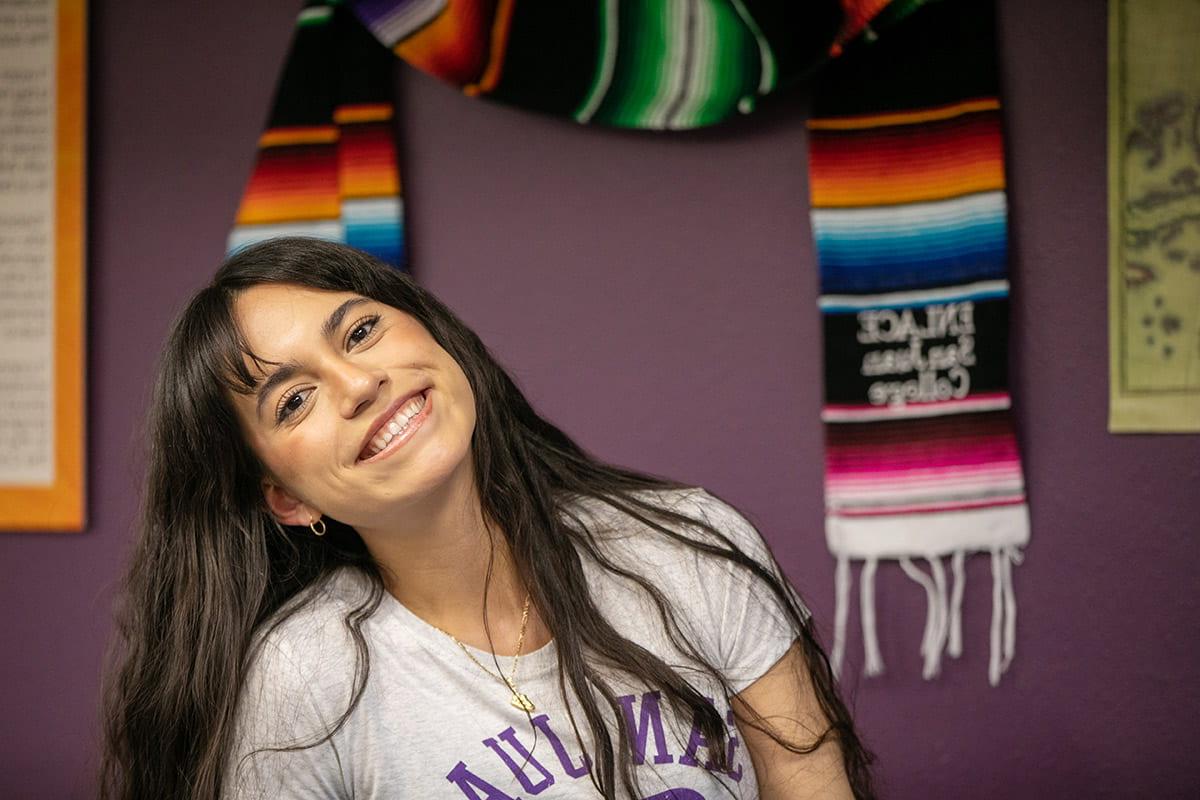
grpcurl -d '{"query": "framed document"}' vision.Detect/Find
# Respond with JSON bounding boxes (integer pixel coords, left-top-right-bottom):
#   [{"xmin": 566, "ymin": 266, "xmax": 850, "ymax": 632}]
[
  {"xmin": 1108, "ymin": 0, "xmax": 1200, "ymax": 432},
  {"xmin": 0, "ymin": 0, "xmax": 86, "ymax": 530}
]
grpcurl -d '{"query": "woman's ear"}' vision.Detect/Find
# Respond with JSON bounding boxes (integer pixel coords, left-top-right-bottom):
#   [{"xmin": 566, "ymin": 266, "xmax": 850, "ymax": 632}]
[{"xmin": 261, "ymin": 479, "xmax": 317, "ymax": 527}]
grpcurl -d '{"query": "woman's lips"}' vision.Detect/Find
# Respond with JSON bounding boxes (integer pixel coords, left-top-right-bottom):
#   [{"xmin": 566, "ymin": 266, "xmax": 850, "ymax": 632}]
[
  {"xmin": 357, "ymin": 390, "xmax": 432, "ymax": 464},
  {"xmin": 357, "ymin": 386, "xmax": 429, "ymax": 454}
]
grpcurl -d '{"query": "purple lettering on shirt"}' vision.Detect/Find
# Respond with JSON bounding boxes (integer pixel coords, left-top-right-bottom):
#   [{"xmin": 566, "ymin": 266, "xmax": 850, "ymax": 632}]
[
  {"xmin": 677, "ymin": 724, "xmax": 712, "ymax": 768},
  {"xmin": 677, "ymin": 698, "xmax": 717, "ymax": 768},
  {"xmin": 482, "ymin": 727, "xmax": 556, "ymax": 794},
  {"xmin": 531, "ymin": 713, "xmax": 591, "ymax": 778},
  {"xmin": 618, "ymin": 691, "xmax": 675, "ymax": 765},
  {"xmin": 445, "ymin": 761, "xmax": 522, "ymax": 800},
  {"xmin": 723, "ymin": 708, "xmax": 743, "ymax": 782},
  {"xmin": 642, "ymin": 790, "xmax": 707, "ymax": 800}
]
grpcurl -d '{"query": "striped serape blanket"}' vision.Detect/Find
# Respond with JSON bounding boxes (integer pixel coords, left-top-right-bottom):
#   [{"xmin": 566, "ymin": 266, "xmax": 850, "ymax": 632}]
[{"xmin": 228, "ymin": 0, "xmax": 1030, "ymax": 685}]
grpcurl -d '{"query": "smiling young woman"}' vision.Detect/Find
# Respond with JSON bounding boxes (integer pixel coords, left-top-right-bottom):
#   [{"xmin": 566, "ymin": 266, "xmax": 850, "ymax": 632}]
[{"xmin": 99, "ymin": 237, "xmax": 875, "ymax": 800}]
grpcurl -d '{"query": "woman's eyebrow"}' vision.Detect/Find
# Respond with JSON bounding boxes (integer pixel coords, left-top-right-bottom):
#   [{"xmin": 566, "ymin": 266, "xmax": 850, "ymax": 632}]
[
  {"xmin": 253, "ymin": 297, "xmax": 371, "ymax": 420},
  {"xmin": 321, "ymin": 297, "xmax": 369, "ymax": 340}
]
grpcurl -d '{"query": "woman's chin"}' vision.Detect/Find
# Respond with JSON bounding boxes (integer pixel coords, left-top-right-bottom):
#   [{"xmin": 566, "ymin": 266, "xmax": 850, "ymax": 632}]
[{"xmin": 340, "ymin": 442, "xmax": 476, "ymax": 524}]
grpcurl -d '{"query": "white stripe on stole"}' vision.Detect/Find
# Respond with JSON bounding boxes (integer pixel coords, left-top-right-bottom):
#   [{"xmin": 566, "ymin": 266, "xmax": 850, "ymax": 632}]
[
  {"xmin": 368, "ymin": 0, "xmax": 448, "ymax": 47},
  {"xmin": 812, "ymin": 190, "xmax": 1008, "ymax": 237},
  {"xmin": 820, "ymin": 393, "xmax": 1012, "ymax": 422},
  {"xmin": 227, "ymin": 220, "xmax": 345, "ymax": 255},
  {"xmin": 818, "ymin": 279, "xmax": 1010, "ymax": 311},
  {"xmin": 575, "ymin": 0, "xmax": 620, "ymax": 123}
]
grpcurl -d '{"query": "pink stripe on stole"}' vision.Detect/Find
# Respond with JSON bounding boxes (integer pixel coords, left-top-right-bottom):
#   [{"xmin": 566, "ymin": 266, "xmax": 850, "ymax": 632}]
[{"xmin": 826, "ymin": 464, "xmax": 1023, "ymax": 487}]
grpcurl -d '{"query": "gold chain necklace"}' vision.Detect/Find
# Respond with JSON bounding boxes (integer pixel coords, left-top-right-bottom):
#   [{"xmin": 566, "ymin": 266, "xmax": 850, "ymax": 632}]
[{"xmin": 434, "ymin": 592, "xmax": 536, "ymax": 712}]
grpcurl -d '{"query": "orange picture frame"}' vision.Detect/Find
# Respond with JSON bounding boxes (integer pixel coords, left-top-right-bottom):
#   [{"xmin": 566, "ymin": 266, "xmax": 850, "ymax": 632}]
[{"xmin": 0, "ymin": 0, "xmax": 86, "ymax": 530}]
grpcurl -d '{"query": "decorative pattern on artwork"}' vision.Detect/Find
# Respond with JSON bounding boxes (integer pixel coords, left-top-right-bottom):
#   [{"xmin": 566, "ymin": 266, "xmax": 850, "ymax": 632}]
[
  {"xmin": 808, "ymin": 0, "xmax": 1029, "ymax": 685},
  {"xmin": 227, "ymin": 0, "xmax": 1033, "ymax": 684},
  {"xmin": 1108, "ymin": 0, "xmax": 1200, "ymax": 432}
]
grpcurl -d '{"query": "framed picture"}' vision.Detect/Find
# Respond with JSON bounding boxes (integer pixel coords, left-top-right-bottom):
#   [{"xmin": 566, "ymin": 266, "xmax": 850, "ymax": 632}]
[
  {"xmin": 0, "ymin": 0, "xmax": 86, "ymax": 530},
  {"xmin": 1108, "ymin": 0, "xmax": 1200, "ymax": 432}
]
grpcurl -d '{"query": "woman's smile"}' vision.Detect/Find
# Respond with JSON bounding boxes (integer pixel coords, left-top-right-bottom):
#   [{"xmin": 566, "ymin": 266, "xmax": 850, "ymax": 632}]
[{"xmin": 357, "ymin": 388, "xmax": 434, "ymax": 463}]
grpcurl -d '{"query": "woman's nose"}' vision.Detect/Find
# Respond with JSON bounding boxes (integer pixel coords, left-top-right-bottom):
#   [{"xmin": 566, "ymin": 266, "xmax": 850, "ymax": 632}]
[{"xmin": 329, "ymin": 359, "xmax": 387, "ymax": 418}]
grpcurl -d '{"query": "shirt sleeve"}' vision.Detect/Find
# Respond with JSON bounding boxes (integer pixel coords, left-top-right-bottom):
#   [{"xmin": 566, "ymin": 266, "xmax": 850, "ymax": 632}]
[
  {"xmin": 223, "ymin": 622, "xmax": 355, "ymax": 799},
  {"xmin": 686, "ymin": 489, "xmax": 810, "ymax": 695}
]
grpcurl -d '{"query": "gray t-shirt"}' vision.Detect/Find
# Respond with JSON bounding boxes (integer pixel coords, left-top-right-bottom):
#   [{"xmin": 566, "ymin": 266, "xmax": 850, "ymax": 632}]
[{"xmin": 224, "ymin": 488, "xmax": 802, "ymax": 799}]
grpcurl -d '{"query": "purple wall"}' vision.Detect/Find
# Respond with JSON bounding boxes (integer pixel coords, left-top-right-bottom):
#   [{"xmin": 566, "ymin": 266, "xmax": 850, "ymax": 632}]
[{"xmin": 2, "ymin": 0, "xmax": 1197, "ymax": 796}]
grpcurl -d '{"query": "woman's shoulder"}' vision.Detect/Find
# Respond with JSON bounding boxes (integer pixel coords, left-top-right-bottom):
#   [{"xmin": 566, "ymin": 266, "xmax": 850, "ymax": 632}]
[
  {"xmin": 226, "ymin": 572, "xmax": 370, "ymax": 796},
  {"xmin": 563, "ymin": 484, "xmax": 772, "ymax": 564},
  {"xmin": 564, "ymin": 485, "xmax": 802, "ymax": 689},
  {"xmin": 241, "ymin": 569, "xmax": 373, "ymax": 706},
  {"xmin": 561, "ymin": 485, "xmax": 785, "ymax": 618}
]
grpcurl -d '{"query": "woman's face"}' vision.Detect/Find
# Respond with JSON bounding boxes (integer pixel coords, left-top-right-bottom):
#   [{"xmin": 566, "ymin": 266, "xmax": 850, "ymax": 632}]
[{"xmin": 228, "ymin": 283, "xmax": 478, "ymax": 530}]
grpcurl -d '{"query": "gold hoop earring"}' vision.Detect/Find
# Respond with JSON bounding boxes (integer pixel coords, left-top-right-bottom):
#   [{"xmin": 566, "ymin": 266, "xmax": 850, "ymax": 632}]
[{"xmin": 309, "ymin": 517, "xmax": 327, "ymax": 537}]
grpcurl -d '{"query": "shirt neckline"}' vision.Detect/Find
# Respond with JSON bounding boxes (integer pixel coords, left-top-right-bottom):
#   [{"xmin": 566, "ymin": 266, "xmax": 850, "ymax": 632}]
[{"xmin": 374, "ymin": 581, "xmax": 562, "ymax": 683}]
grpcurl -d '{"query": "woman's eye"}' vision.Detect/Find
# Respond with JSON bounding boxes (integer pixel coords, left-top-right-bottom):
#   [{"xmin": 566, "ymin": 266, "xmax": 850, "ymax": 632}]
[
  {"xmin": 347, "ymin": 316, "xmax": 379, "ymax": 347},
  {"xmin": 277, "ymin": 389, "xmax": 310, "ymax": 422}
]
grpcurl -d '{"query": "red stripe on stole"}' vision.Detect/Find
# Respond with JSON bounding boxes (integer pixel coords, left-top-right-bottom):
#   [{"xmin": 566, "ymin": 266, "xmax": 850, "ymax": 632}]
[
  {"xmin": 824, "ymin": 412, "xmax": 1022, "ymax": 473},
  {"xmin": 826, "ymin": 430, "xmax": 1020, "ymax": 462},
  {"xmin": 237, "ymin": 143, "xmax": 339, "ymax": 223},
  {"xmin": 825, "ymin": 448, "xmax": 1021, "ymax": 473},
  {"xmin": 338, "ymin": 121, "xmax": 401, "ymax": 197},
  {"xmin": 809, "ymin": 110, "xmax": 1003, "ymax": 163},
  {"xmin": 808, "ymin": 111, "xmax": 1005, "ymax": 206}
]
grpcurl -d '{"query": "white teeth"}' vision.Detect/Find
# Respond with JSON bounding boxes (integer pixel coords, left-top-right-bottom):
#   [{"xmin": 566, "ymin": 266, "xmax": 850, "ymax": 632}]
[
  {"xmin": 361, "ymin": 392, "xmax": 427, "ymax": 460},
  {"xmin": 399, "ymin": 395, "xmax": 424, "ymax": 418}
]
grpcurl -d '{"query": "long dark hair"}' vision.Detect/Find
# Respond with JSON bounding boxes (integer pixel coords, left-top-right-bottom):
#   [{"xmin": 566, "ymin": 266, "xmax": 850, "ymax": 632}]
[{"xmin": 100, "ymin": 237, "xmax": 874, "ymax": 799}]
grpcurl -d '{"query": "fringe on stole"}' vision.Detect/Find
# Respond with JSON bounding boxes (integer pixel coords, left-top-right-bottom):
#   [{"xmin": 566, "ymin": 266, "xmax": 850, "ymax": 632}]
[{"xmin": 830, "ymin": 547, "xmax": 1023, "ymax": 686}]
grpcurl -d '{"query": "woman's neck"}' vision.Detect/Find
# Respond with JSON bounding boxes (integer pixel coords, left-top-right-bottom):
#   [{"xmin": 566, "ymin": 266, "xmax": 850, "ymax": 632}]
[{"xmin": 355, "ymin": 475, "xmax": 550, "ymax": 655}]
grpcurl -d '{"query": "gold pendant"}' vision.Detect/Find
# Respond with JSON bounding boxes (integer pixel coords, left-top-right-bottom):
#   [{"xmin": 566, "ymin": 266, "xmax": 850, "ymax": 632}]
[{"xmin": 510, "ymin": 692, "xmax": 535, "ymax": 712}]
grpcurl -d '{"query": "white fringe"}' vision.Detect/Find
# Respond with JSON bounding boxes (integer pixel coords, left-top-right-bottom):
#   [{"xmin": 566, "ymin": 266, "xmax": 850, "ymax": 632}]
[
  {"xmin": 1002, "ymin": 546, "xmax": 1020, "ymax": 674},
  {"xmin": 928, "ymin": 555, "xmax": 949, "ymax": 674},
  {"xmin": 948, "ymin": 549, "xmax": 966, "ymax": 658},
  {"xmin": 831, "ymin": 553, "xmax": 851, "ymax": 678},
  {"xmin": 831, "ymin": 546, "xmax": 1023, "ymax": 685},
  {"xmin": 899, "ymin": 557, "xmax": 947, "ymax": 680},
  {"xmin": 988, "ymin": 547, "xmax": 1022, "ymax": 686},
  {"xmin": 860, "ymin": 558, "xmax": 884, "ymax": 676}
]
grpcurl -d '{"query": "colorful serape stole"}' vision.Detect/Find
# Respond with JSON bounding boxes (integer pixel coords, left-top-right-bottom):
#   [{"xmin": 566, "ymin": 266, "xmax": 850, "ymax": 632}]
[
  {"xmin": 227, "ymin": 0, "xmax": 1032, "ymax": 684},
  {"xmin": 358, "ymin": 0, "xmax": 849, "ymax": 129},
  {"xmin": 228, "ymin": 0, "xmax": 405, "ymax": 267},
  {"xmin": 808, "ymin": 0, "xmax": 1029, "ymax": 685}
]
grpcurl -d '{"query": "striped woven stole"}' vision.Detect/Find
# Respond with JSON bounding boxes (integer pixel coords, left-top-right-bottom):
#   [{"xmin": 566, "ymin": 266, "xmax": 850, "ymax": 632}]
[
  {"xmin": 228, "ymin": 1, "xmax": 404, "ymax": 266},
  {"xmin": 808, "ymin": 0, "xmax": 1029, "ymax": 685}
]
